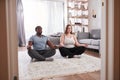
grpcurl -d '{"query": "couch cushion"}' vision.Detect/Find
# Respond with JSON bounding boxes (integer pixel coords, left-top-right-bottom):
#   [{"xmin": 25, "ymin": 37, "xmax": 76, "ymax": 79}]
[
  {"xmin": 50, "ymin": 32, "xmax": 63, "ymax": 37},
  {"xmin": 77, "ymin": 32, "xmax": 89, "ymax": 40},
  {"xmin": 90, "ymin": 29, "xmax": 101, "ymax": 39},
  {"xmin": 48, "ymin": 36, "xmax": 60, "ymax": 45},
  {"xmin": 87, "ymin": 45, "xmax": 99, "ymax": 50},
  {"xmin": 79, "ymin": 39, "xmax": 93, "ymax": 45},
  {"xmin": 91, "ymin": 39, "xmax": 100, "ymax": 46}
]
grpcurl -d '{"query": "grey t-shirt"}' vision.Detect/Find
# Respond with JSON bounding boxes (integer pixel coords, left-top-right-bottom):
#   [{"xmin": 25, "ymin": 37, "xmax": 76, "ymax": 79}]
[{"xmin": 29, "ymin": 35, "xmax": 48, "ymax": 50}]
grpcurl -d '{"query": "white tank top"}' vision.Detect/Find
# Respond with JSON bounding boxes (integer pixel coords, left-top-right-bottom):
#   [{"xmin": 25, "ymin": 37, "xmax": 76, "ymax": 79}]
[{"xmin": 64, "ymin": 36, "xmax": 75, "ymax": 48}]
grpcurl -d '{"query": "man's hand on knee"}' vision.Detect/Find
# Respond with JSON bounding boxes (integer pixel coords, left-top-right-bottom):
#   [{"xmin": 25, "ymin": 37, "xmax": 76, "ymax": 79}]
[{"xmin": 27, "ymin": 45, "xmax": 32, "ymax": 50}]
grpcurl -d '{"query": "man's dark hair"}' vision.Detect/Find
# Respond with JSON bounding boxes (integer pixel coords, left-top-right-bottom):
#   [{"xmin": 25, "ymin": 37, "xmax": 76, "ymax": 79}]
[{"xmin": 35, "ymin": 26, "xmax": 42, "ymax": 31}]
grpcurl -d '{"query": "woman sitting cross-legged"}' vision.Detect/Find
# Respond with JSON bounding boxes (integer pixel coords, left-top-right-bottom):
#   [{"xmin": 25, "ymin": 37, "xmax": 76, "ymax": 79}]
[{"xmin": 58, "ymin": 24, "xmax": 88, "ymax": 58}]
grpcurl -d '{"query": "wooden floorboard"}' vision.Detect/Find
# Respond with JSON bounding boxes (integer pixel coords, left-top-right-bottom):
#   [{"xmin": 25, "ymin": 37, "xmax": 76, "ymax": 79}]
[
  {"xmin": 85, "ymin": 49, "xmax": 100, "ymax": 58},
  {"xmin": 88, "ymin": 71, "xmax": 100, "ymax": 80},
  {"xmin": 77, "ymin": 73, "xmax": 96, "ymax": 80},
  {"xmin": 42, "ymin": 71, "xmax": 100, "ymax": 80}
]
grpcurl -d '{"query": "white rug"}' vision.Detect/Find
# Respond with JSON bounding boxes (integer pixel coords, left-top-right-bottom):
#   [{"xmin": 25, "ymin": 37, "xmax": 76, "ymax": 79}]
[{"xmin": 18, "ymin": 50, "xmax": 101, "ymax": 80}]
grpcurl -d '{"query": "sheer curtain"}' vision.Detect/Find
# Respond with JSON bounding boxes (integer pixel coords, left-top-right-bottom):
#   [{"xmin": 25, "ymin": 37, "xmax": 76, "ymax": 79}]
[
  {"xmin": 17, "ymin": 0, "xmax": 26, "ymax": 47},
  {"xmin": 22, "ymin": 0, "xmax": 64, "ymax": 43},
  {"xmin": 46, "ymin": 1, "xmax": 64, "ymax": 35}
]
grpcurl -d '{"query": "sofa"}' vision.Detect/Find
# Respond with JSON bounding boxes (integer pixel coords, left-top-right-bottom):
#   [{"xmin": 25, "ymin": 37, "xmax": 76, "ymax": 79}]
[
  {"xmin": 77, "ymin": 29, "xmax": 101, "ymax": 51},
  {"xmin": 48, "ymin": 32, "xmax": 61, "ymax": 45},
  {"xmin": 48, "ymin": 29, "xmax": 101, "ymax": 52}
]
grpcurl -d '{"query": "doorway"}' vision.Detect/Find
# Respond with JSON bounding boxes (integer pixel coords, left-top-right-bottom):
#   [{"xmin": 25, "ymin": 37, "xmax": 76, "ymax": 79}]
[{"xmin": 5, "ymin": 0, "xmax": 115, "ymax": 80}]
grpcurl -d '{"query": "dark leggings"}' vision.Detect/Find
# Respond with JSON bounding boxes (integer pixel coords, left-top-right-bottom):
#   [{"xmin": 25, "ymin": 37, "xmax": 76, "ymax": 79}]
[
  {"xmin": 28, "ymin": 49, "xmax": 56, "ymax": 61},
  {"xmin": 59, "ymin": 46, "xmax": 86, "ymax": 58}
]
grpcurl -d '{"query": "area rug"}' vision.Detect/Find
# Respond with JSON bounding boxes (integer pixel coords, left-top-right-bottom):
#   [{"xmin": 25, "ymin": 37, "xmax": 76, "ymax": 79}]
[{"xmin": 18, "ymin": 50, "xmax": 101, "ymax": 80}]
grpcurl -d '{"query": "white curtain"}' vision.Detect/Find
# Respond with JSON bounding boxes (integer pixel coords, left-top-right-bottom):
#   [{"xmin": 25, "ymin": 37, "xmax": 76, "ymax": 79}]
[
  {"xmin": 22, "ymin": 0, "xmax": 64, "ymax": 42},
  {"xmin": 17, "ymin": 0, "xmax": 26, "ymax": 47},
  {"xmin": 46, "ymin": 1, "xmax": 64, "ymax": 35}
]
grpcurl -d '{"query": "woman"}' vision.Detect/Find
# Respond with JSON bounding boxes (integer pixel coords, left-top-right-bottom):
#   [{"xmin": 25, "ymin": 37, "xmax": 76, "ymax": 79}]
[{"xmin": 59, "ymin": 24, "xmax": 87, "ymax": 58}]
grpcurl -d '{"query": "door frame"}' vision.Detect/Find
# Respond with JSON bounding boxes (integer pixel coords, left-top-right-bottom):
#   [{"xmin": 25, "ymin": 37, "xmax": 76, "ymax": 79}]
[
  {"xmin": 101, "ymin": 0, "xmax": 114, "ymax": 80},
  {"xmin": 5, "ymin": 0, "xmax": 118, "ymax": 80}
]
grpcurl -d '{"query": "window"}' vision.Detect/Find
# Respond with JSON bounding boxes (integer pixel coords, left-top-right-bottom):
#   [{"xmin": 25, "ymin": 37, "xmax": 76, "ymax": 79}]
[{"xmin": 22, "ymin": 0, "xmax": 64, "ymax": 41}]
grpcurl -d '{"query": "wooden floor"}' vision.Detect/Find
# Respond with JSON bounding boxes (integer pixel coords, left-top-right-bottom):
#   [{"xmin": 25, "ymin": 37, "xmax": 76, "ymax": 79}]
[
  {"xmin": 18, "ymin": 47, "xmax": 100, "ymax": 80},
  {"xmin": 42, "ymin": 71, "xmax": 100, "ymax": 80},
  {"xmin": 85, "ymin": 49, "xmax": 100, "ymax": 58}
]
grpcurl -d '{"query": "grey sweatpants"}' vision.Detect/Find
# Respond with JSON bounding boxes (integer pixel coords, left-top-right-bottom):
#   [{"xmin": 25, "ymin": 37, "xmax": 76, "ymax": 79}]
[{"xmin": 28, "ymin": 49, "xmax": 56, "ymax": 61}]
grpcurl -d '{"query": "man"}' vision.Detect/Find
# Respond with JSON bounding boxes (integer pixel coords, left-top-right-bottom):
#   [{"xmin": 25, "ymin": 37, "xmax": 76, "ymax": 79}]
[{"xmin": 27, "ymin": 26, "xmax": 57, "ymax": 61}]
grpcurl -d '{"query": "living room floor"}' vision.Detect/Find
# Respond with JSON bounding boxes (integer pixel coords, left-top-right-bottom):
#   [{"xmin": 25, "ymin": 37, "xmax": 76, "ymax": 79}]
[{"xmin": 18, "ymin": 47, "xmax": 100, "ymax": 80}]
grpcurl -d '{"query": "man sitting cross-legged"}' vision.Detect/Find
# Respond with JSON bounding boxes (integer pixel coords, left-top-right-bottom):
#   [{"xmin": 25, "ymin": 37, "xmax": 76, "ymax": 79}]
[{"xmin": 27, "ymin": 26, "xmax": 57, "ymax": 61}]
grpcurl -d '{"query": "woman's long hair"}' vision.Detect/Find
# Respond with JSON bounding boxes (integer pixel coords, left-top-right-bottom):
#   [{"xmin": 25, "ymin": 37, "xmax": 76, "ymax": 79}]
[{"xmin": 64, "ymin": 24, "xmax": 73, "ymax": 34}]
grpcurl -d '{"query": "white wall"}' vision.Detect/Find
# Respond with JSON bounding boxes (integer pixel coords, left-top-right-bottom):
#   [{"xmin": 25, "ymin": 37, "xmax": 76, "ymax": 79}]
[{"xmin": 88, "ymin": 0, "xmax": 102, "ymax": 31}]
